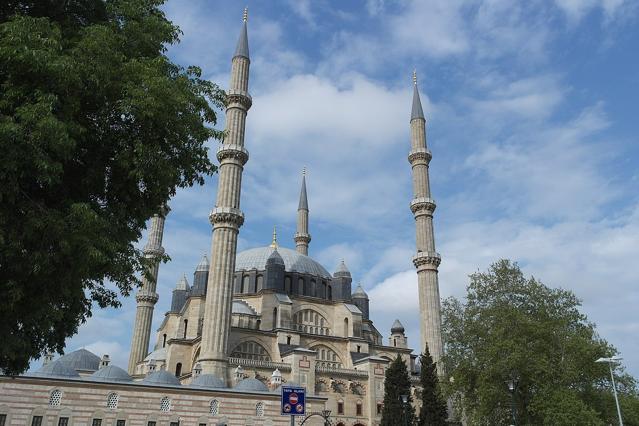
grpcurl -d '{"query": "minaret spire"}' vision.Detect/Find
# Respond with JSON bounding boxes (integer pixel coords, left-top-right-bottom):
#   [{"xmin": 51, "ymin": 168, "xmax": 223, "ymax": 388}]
[
  {"xmin": 198, "ymin": 10, "xmax": 252, "ymax": 381},
  {"xmin": 294, "ymin": 168, "xmax": 311, "ymax": 255},
  {"xmin": 407, "ymin": 72, "xmax": 444, "ymax": 373},
  {"xmin": 128, "ymin": 205, "xmax": 169, "ymax": 375}
]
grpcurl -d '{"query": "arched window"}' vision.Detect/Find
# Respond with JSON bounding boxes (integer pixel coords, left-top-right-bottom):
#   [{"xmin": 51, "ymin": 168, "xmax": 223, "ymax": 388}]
[
  {"xmin": 175, "ymin": 363, "xmax": 182, "ymax": 377},
  {"xmin": 328, "ymin": 285, "xmax": 332, "ymax": 300},
  {"xmin": 255, "ymin": 402, "xmax": 264, "ymax": 417},
  {"xmin": 160, "ymin": 396, "xmax": 171, "ymax": 412},
  {"xmin": 310, "ymin": 279, "xmax": 316, "ymax": 297},
  {"xmin": 293, "ymin": 309, "xmax": 330, "ymax": 335},
  {"xmin": 285, "ymin": 276, "xmax": 292, "ymax": 294},
  {"xmin": 230, "ymin": 341, "xmax": 271, "ymax": 361},
  {"xmin": 183, "ymin": 319, "xmax": 188, "ymax": 338},
  {"xmin": 272, "ymin": 308, "xmax": 278, "ymax": 329},
  {"xmin": 49, "ymin": 389, "xmax": 62, "ymax": 406},
  {"xmin": 298, "ymin": 278, "xmax": 305, "ymax": 295},
  {"xmin": 337, "ymin": 400, "xmax": 344, "ymax": 415},
  {"xmin": 356, "ymin": 400, "xmax": 363, "ymax": 416},
  {"xmin": 311, "ymin": 345, "xmax": 343, "ymax": 368},
  {"xmin": 106, "ymin": 392, "xmax": 119, "ymax": 409},
  {"xmin": 209, "ymin": 399, "xmax": 220, "ymax": 415},
  {"xmin": 256, "ymin": 275, "xmax": 263, "ymax": 292},
  {"xmin": 343, "ymin": 317, "xmax": 349, "ymax": 337},
  {"xmin": 322, "ymin": 281, "xmax": 327, "ymax": 298},
  {"xmin": 242, "ymin": 275, "xmax": 250, "ymax": 293},
  {"xmin": 162, "ymin": 333, "xmax": 167, "ymax": 348}
]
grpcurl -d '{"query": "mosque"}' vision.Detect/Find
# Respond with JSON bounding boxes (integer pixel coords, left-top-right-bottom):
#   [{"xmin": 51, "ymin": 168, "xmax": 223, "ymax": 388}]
[{"xmin": 0, "ymin": 9, "xmax": 443, "ymax": 426}]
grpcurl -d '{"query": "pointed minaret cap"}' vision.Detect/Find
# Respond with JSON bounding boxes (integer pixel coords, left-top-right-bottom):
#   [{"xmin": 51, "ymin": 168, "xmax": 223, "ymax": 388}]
[
  {"xmin": 234, "ymin": 8, "xmax": 250, "ymax": 59},
  {"xmin": 352, "ymin": 283, "xmax": 368, "ymax": 299},
  {"xmin": 391, "ymin": 319, "xmax": 405, "ymax": 333},
  {"xmin": 334, "ymin": 259, "xmax": 351, "ymax": 278},
  {"xmin": 176, "ymin": 274, "xmax": 190, "ymax": 291},
  {"xmin": 195, "ymin": 254, "xmax": 209, "ymax": 272},
  {"xmin": 411, "ymin": 70, "xmax": 425, "ymax": 121},
  {"xmin": 298, "ymin": 169, "xmax": 309, "ymax": 210}
]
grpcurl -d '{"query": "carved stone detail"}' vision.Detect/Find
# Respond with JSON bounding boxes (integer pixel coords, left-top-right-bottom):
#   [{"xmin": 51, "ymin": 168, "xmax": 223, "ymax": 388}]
[
  {"xmin": 227, "ymin": 89, "xmax": 252, "ymax": 110},
  {"xmin": 217, "ymin": 144, "xmax": 249, "ymax": 165},
  {"xmin": 412, "ymin": 251, "xmax": 442, "ymax": 269},
  {"xmin": 136, "ymin": 292, "xmax": 159, "ymax": 304},
  {"xmin": 408, "ymin": 148, "xmax": 432, "ymax": 165},
  {"xmin": 209, "ymin": 207, "xmax": 245, "ymax": 228},
  {"xmin": 410, "ymin": 197, "xmax": 436, "ymax": 214},
  {"xmin": 293, "ymin": 232, "xmax": 311, "ymax": 244}
]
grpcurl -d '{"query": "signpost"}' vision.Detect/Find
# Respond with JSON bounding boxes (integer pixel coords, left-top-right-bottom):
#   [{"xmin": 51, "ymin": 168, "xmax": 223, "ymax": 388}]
[{"xmin": 281, "ymin": 385, "xmax": 306, "ymax": 425}]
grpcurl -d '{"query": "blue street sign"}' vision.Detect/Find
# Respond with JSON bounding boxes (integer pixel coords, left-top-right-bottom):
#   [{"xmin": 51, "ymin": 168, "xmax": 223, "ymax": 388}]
[{"xmin": 281, "ymin": 385, "xmax": 306, "ymax": 416}]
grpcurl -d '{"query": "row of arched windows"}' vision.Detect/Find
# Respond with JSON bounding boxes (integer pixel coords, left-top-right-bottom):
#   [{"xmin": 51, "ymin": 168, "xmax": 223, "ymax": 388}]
[
  {"xmin": 336, "ymin": 399, "xmax": 364, "ymax": 417},
  {"xmin": 293, "ymin": 309, "xmax": 331, "ymax": 336}
]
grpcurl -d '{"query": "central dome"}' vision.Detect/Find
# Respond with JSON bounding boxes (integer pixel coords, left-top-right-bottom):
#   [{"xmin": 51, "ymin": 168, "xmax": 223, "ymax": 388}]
[{"xmin": 236, "ymin": 246, "xmax": 331, "ymax": 279}]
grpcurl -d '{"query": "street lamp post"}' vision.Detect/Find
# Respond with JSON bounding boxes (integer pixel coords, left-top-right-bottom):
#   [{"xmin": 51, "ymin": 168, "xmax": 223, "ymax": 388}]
[
  {"xmin": 505, "ymin": 376, "xmax": 518, "ymax": 426},
  {"xmin": 400, "ymin": 394, "xmax": 409, "ymax": 426},
  {"xmin": 596, "ymin": 356, "xmax": 624, "ymax": 426}
]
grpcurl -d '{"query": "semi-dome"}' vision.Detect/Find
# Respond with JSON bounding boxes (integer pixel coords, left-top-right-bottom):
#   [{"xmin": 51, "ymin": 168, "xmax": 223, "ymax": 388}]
[
  {"xmin": 190, "ymin": 374, "xmax": 225, "ymax": 389},
  {"xmin": 234, "ymin": 377, "xmax": 268, "ymax": 392},
  {"xmin": 236, "ymin": 246, "xmax": 331, "ymax": 279},
  {"xmin": 89, "ymin": 365, "xmax": 133, "ymax": 383},
  {"xmin": 31, "ymin": 360, "xmax": 81, "ymax": 378},
  {"xmin": 57, "ymin": 348, "xmax": 101, "ymax": 372},
  {"xmin": 142, "ymin": 370, "xmax": 181, "ymax": 386}
]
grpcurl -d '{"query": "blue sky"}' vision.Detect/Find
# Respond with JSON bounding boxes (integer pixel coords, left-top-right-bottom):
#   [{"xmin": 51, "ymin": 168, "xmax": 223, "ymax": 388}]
[{"xmin": 50, "ymin": 0, "xmax": 639, "ymax": 378}]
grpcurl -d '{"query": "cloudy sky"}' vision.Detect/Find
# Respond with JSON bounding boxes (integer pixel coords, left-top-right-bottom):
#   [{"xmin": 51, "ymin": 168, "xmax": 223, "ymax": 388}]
[{"xmin": 52, "ymin": 0, "xmax": 639, "ymax": 377}]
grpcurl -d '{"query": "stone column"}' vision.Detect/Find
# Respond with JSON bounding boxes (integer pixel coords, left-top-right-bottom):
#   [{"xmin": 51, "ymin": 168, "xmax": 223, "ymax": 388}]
[
  {"xmin": 198, "ymin": 11, "xmax": 251, "ymax": 382},
  {"xmin": 408, "ymin": 72, "xmax": 444, "ymax": 373},
  {"xmin": 128, "ymin": 206, "xmax": 169, "ymax": 375},
  {"xmin": 294, "ymin": 171, "xmax": 311, "ymax": 255}
]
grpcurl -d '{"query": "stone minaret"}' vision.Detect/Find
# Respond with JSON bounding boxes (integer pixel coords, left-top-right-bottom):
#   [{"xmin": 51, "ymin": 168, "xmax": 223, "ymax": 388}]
[
  {"xmin": 408, "ymin": 71, "xmax": 444, "ymax": 370},
  {"xmin": 198, "ymin": 9, "xmax": 251, "ymax": 381},
  {"xmin": 128, "ymin": 206, "xmax": 169, "ymax": 374},
  {"xmin": 294, "ymin": 170, "xmax": 311, "ymax": 255}
]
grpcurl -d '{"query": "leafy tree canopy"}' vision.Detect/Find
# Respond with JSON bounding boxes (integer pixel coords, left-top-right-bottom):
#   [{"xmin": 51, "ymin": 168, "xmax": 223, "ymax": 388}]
[
  {"xmin": 382, "ymin": 354, "xmax": 417, "ymax": 426},
  {"xmin": 442, "ymin": 259, "xmax": 639, "ymax": 425},
  {"xmin": 418, "ymin": 347, "xmax": 448, "ymax": 426},
  {"xmin": 0, "ymin": 0, "xmax": 225, "ymax": 374}
]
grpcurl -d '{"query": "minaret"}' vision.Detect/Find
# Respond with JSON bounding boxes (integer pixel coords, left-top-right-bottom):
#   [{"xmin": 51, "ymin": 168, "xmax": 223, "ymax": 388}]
[
  {"xmin": 128, "ymin": 206, "xmax": 169, "ymax": 375},
  {"xmin": 294, "ymin": 169, "xmax": 311, "ymax": 255},
  {"xmin": 198, "ymin": 8, "xmax": 251, "ymax": 381},
  {"xmin": 408, "ymin": 71, "xmax": 444, "ymax": 371}
]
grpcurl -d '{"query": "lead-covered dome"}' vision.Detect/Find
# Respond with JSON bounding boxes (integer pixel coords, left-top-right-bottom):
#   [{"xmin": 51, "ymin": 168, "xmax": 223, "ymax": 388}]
[
  {"xmin": 89, "ymin": 365, "xmax": 133, "ymax": 383},
  {"xmin": 57, "ymin": 348, "xmax": 101, "ymax": 372},
  {"xmin": 236, "ymin": 246, "xmax": 331, "ymax": 279},
  {"xmin": 234, "ymin": 377, "xmax": 269, "ymax": 392},
  {"xmin": 190, "ymin": 374, "xmax": 225, "ymax": 389},
  {"xmin": 142, "ymin": 370, "xmax": 181, "ymax": 386},
  {"xmin": 31, "ymin": 360, "xmax": 81, "ymax": 378}
]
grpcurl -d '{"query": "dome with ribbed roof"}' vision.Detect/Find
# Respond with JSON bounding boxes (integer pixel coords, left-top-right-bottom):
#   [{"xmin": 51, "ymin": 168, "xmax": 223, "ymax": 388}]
[
  {"xmin": 89, "ymin": 365, "xmax": 133, "ymax": 383},
  {"xmin": 190, "ymin": 374, "xmax": 225, "ymax": 389},
  {"xmin": 234, "ymin": 377, "xmax": 268, "ymax": 392},
  {"xmin": 31, "ymin": 360, "xmax": 81, "ymax": 378},
  {"xmin": 142, "ymin": 370, "xmax": 181, "ymax": 386},
  {"xmin": 236, "ymin": 246, "xmax": 331, "ymax": 279},
  {"xmin": 391, "ymin": 319, "xmax": 405, "ymax": 333},
  {"xmin": 352, "ymin": 284, "xmax": 368, "ymax": 298},
  {"xmin": 57, "ymin": 348, "xmax": 101, "ymax": 372},
  {"xmin": 333, "ymin": 260, "xmax": 351, "ymax": 278}
]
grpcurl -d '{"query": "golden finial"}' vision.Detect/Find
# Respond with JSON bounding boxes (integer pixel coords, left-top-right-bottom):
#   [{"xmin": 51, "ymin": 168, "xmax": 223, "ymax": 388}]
[
  {"xmin": 413, "ymin": 69, "xmax": 417, "ymax": 85},
  {"xmin": 243, "ymin": 7, "xmax": 248, "ymax": 22},
  {"xmin": 270, "ymin": 225, "xmax": 278, "ymax": 248}
]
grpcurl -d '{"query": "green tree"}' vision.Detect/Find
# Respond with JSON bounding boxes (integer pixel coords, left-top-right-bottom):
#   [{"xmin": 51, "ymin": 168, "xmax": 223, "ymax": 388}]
[
  {"xmin": 441, "ymin": 259, "xmax": 639, "ymax": 425},
  {"xmin": 382, "ymin": 354, "xmax": 416, "ymax": 426},
  {"xmin": 0, "ymin": 0, "xmax": 225, "ymax": 374},
  {"xmin": 418, "ymin": 347, "xmax": 447, "ymax": 426}
]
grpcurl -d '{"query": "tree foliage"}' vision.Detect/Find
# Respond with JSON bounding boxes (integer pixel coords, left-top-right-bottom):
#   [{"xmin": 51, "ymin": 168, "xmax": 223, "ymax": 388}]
[
  {"xmin": 0, "ymin": 0, "xmax": 225, "ymax": 374},
  {"xmin": 442, "ymin": 259, "xmax": 639, "ymax": 425},
  {"xmin": 382, "ymin": 354, "xmax": 416, "ymax": 426},
  {"xmin": 418, "ymin": 347, "xmax": 448, "ymax": 426}
]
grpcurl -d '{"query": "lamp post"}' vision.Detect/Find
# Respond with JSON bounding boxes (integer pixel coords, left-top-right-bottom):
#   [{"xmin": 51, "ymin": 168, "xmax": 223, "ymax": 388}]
[
  {"xmin": 400, "ymin": 394, "xmax": 409, "ymax": 426},
  {"xmin": 505, "ymin": 375, "xmax": 518, "ymax": 426},
  {"xmin": 596, "ymin": 356, "xmax": 624, "ymax": 426}
]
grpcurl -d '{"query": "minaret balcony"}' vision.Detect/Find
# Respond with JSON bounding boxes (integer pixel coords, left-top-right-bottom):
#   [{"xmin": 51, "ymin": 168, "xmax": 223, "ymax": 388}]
[
  {"xmin": 410, "ymin": 197, "xmax": 436, "ymax": 215},
  {"xmin": 226, "ymin": 89, "xmax": 252, "ymax": 110},
  {"xmin": 408, "ymin": 147, "xmax": 432, "ymax": 165},
  {"xmin": 209, "ymin": 206, "xmax": 245, "ymax": 229},
  {"xmin": 294, "ymin": 232, "xmax": 311, "ymax": 244},
  {"xmin": 217, "ymin": 144, "xmax": 249, "ymax": 165},
  {"xmin": 142, "ymin": 245, "xmax": 165, "ymax": 257},
  {"xmin": 412, "ymin": 251, "xmax": 441, "ymax": 269}
]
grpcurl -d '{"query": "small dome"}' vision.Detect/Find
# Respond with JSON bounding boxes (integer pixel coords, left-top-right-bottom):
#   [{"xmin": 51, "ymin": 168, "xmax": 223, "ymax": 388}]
[
  {"xmin": 266, "ymin": 248, "xmax": 285, "ymax": 266},
  {"xmin": 352, "ymin": 284, "xmax": 368, "ymax": 298},
  {"xmin": 196, "ymin": 254, "xmax": 210, "ymax": 272},
  {"xmin": 89, "ymin": 365, "xmax": 133, "ymax": 383},
  {"xmin": 234, "ymin": 377, "xmax": 268, "ymax": 392},
  {"xmin": 31, "ymin": 360, "xmax": 81, "ymax": 378},
  {"xmin": 58, "ymin": 348, "xmax": 101, "ymax": 372},
  {"xmin": 391, "ymin": 319, "xmax": 405, "ymax": 333},
  {"xmin": 236, "ymin": 246, "xmax": 331, "ymax": 279},
  {"xmin": 232, "ymin": 300, "xmax": 257, "ymax": 315},
  {"xmin": 142, "ymin": 370, "xmax": 181, "ymax": 386},
  {"xmin": 190, "ymin": 374, "xmax": 225, "ymax": 389},
  {"xmin": 176, "ymin": 274, "xmax": 190, "ymax": 291},
  {"xmin": 144, "ymin": 347, "xmax": 167, "ymax": 362},
  {"xmin": 333, "ymin": 260, "xmax": 351, "ymax": 278}
]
